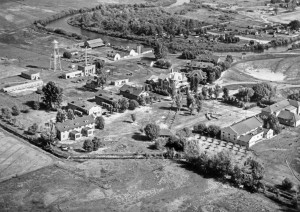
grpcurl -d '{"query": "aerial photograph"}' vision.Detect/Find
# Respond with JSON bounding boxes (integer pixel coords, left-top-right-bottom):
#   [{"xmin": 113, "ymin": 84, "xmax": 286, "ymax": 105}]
[{"xmin": 1, "ymin": 0, "xmax": 300, "ymax": 211}]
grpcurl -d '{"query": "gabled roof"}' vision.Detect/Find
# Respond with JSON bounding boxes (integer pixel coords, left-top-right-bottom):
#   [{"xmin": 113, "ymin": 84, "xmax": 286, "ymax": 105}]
[
  {"xmin": 86, "ymin": 39, "xmax": 104, "ymax": 48},
  {"xmin": 188, "ymin": 70, "xmax": 207, "ymax": 80},
  {"xmin": 22, "ymin": 70, "xmax": 40, "ymax": 75},
  {"xmin": 56, "ymin": 115, "xmax": 94, "ymax": 132},
  {"xmin": 68, "ymin": 100, "xmax": 97, "ymax": 111},
  {"xmin": 238, "ymin": 128, "xmax": 264, "ymax": 143},
  {"xmin": 262, "ymin": 99, "xmax": 300, "ymax": 113},
  {"xmin": 222, "ymin": 116, "xmax": 263, "ymax": 136},
  {"xmin": 119, "ymin": 84, "xmax": 144, "ymax": 97},
  {"xmin": 278, "ymin": 110, "xmax": 300, "ymax": 122}
]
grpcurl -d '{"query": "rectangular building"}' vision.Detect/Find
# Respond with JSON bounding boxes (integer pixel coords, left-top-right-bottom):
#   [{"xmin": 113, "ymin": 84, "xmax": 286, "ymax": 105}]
[
  {"xmin": 63, "ymin": 70, "xmax": 83, "ymax": 79},
  {"xmin": 68, "ymin": 100, "xmax": 102, "ymax": 117},
  {"xmin": 21, "ymin": 70, "xmax": 40, "ymax": 80},
  {"xmin": 3, "ymin": 80, "xmax": 43, "ymax": 93},
  {"xmin": 78, "ymin": 64, "xmax": 96, "ymax": 76},
  {"xmin": 55, "ymin": 115, "xmax": 95, "ymax": 141}
]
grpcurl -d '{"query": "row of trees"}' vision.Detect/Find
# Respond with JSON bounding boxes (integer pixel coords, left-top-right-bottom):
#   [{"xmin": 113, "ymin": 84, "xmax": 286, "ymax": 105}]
[
  {"xmin": 83, "ymin": 137, "xmax": 104, "ymax": 152},
  {"xmin": 185, "ymin": 140, "xmax": 265, "ymax": 192},
  {"xmin": 193, "ymin": 123, "xmax": 221, "ymax": 138}
]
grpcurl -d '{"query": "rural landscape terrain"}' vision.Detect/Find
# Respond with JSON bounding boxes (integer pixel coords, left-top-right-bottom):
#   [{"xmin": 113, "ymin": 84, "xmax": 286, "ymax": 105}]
[{"xmin": 1, "ymin": 0, "xmax": 300, "ymax": 211}]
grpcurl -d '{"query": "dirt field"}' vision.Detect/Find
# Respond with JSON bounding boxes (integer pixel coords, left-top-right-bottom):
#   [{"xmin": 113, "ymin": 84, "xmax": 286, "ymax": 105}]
[
  {"xmin": 0, "ymin": 159, "xmax": 285, "ymax": 212},
  {"xmin": 0, "ymin": 130, "xmax": 53, "ymax": 182}
]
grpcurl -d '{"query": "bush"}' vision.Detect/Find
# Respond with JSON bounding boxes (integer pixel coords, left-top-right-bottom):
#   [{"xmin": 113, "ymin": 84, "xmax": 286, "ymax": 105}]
[
  {"xmin": 92, "ymin": 137, "xmax": 104, "ymax": 151},
  {"xmin": 95, "ymin": 116, "xmax": 105, "ymax": 129},
  {"xmin": 193, "ymin": 123, "xmax": 207, "ymax": 135},
  {"xmin": 144, "ymin": 123, "xmax": 160, "ymax": 141},
  {"xmin": 166, "ymin": 136, "xmax": 185, "ymax": 151},
  {"xmin": 83, "ymin": 139, "xmax": 93, "ymax": 152},
  {"xmin": 176, "ymin": 127, "xmax": 192, "ymax": 138},
  {"xmin": 63, "ymin": 51, "xmax": 72, "ymax": 59},
  {"xmin": 12, "ymin": 105, "xmax": 20, "ymax": 116},
  {"xmin": 33, "ymin": 101, "xmax": 40, "ymax": 110},
  {"xmin": 207, "ymin": 125, "xmax": 221, "ymax": 138},
  {"xmin": 282, "ymin": 177, "xmax": 293, "ymax": 191},
  {"xmin": 154, "ymin": 137, "xmax": 168, "ymax": 150},
  {"xmin": 1, "ymin": 107, "xmax": 12, "ymax": 120},
  {"xmin": 28, "ymin": 123, "xmax": 38, "ymax": 135},
  {"xmin": 129, "ymin": 99, "xmax": 139, "ymax": 110}
]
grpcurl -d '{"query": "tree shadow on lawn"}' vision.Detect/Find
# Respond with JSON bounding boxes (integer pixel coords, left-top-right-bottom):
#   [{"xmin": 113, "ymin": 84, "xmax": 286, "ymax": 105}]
[
  {"xmin": 74, "ymin": 148, "xmax": 86, "ymax": 153},
  {"xmin": 132, "ymin": 132, "xmax": 149, "ymax": 142}
]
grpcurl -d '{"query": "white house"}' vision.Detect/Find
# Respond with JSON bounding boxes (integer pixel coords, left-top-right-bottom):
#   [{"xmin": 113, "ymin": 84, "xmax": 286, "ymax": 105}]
[{"xmin": 68, "ymin": 100, "xmax": 102, "ymax": 117}]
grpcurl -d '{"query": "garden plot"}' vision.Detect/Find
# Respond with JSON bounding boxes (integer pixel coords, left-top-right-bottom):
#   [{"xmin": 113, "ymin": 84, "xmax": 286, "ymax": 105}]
[{"xmin": 0, "ymin": 131, "xmax": 53, "ymax": 182}]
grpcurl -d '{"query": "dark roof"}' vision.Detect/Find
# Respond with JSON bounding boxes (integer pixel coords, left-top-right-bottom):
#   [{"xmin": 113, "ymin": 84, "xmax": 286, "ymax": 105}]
[
  {"xmin": 222, "ymin": 116, "xmax": 263, "ymax": 136},
  {"xmin": 119, "ymin": 84, "xmax": 144, "ymax": 97},
  {"xmin": 278, "ymin": 110, "xmax": 300, "ymax": 122},
  {"xmin": 68, "ymin": 100, "xmax": 96, "ymax": 111},
  {"xmin": 96, "ymin": 90, "xmax": 122, "ymax": 102},
  {"xmin": 262, "ymin": 99, "xmax": 300, "ymax": 113},
  {"xmin": 188, "ymin": 70, "xmax": 207, "ymax": 80},
  {"xmin": 86, "ymin": 39, "xmax": 104, "ymax": 48},
  {"xmin": 22, "ymin": 70, "xmax": 40, "ymax": 75},
  {"xmin": 56, "ymin": 115, "xmax": 94, "ymax": 132}
]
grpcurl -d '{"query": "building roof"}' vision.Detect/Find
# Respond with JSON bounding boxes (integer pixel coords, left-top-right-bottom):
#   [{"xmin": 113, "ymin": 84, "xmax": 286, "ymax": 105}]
[
  {"xmin": 157, "ymin": 73, "xmax": 168, "ymax": 80},
  {"xmin": 278, "ymin": 110, "xmax": 300, "ymax": 122},
  {"xmin": 146, "ymin": 75, "xmax": 159, "ymax": 82},
  {"xmin": 68, "ymin": 100, "xmax": 98, "ymax": 111},
  {"xmin": 96, "ymin": 90, "xmax": 122, "ymax": 102},
  {"xmin": 188, "ymin": 70, "xmax": 207, "ymax": 80},
  {"xmin": 188, "ymin": 61, "xmax": 214, "ymax": 69},
  {"xmin": 56, "ymin": 115, "xmax": 95, "ymax": 132},
  {"xmin": 160, "ymin": 128, "xmax": 174, "ymax": 137},
  {"xmin": 262, "ymin": 99, "xmax": 300, "ymax": 113},
  {"xmin": 22, "ymin": 70, "xmax": 40, "ymax": 75},
  {"xmin": 86, "ymin": 39, "xmax": 104, "ymax": 48},
  {"xmin": 222, "ymin": 116, "xmax": 263, "ymax": 136},
  {"xmin": 119, "ymin": 84, "xmax": 144, "ymax": 97},
  {"xmin": 238, "ymin": 128, "xmax": 264, "ymax": 143}
]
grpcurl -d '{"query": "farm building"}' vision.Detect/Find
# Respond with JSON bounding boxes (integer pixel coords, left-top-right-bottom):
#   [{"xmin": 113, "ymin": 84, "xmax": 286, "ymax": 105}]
[
  {"xmin": 220, "ymin": 116, "xmax": 270, "ymax": 148},
  {"xmin": 68, "ymin": 100, "xmax": 102, "ymax": 117},
  {"xmin": 119, "ymin": 84, "xmax": 149, "ymax": 100},
  {"xmin": 2, "ymin": 80, "xmax": 43, "ymax": 93},
  {"xmin": 95, "ymin": 90, "xmax": 122, "ymax": 106},
  {"xmin": 83, "ymin": 38, "xmax": 105, "ymax": 48},
  {"xmin": 21, "ymin": 70, "xmax": 40, "ymax": 80},
  {"xmin": 111, "ymin": 79, "xmax": 129, "ymax": 86},
  {"xmin": 107, "ymin": 53, "xmax": 121, "ymax": 61},
  {"xmin": 55, "ymin": 115, "xmax": 95, "ymax": 141},
  {"xmin": 261, "ymin": 99, "xmax": 300, "ymax": 118},
  {"xmin": 78, "ymin": 64, "xmax": 96, "ymax": 76},
  {"xmin": 129, "ymin": 49, "xmax": 138, "ymax": 57},
  {"xmin": 63, "ymin": 70, "xmax": 83, "ymax": 79},
  {"xmin": 277, "ymin": 110, "xmax": 300, "ymax": 127}
]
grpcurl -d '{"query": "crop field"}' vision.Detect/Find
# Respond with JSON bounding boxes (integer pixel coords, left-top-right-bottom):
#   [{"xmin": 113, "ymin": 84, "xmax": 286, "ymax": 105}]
[
  {"xmin": 0, "ymin": 159, "xmax": 284, "ymax": 211},
  {"xmin": 0, "ymin": 130, "xmax": 53, "ymax": 182}
]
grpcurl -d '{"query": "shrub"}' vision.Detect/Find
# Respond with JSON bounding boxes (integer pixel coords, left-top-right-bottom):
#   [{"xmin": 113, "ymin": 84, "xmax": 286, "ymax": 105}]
[
  {"xmin": 63, "ymin": 51, "xmax": 72, "ymax": 59},
  {"xmin": 166, "ymin": 136, "xmax": 185, "ymax": 151},
  {"xmin": 154, "ymin": 137, "xmax": 168, "ymax": 150},
  {"xmin": 144, "ymin": 123, "xmax": 160, "ymax": 141},
  {"xmin": 83, "ymin": 139, "xmax": 93, "ymax": 152},
  {"xmin": 207, "ymin": 125, "xmax": 221, "ymax": 138},
  {"xmin": 95, "ymin": 116, "xmax": 105, "ymax": 129},
  {"xmin": 176, "ymin": 127, "xmax": 192, "ymax": 138},
  {"xmin": 129, "ymin": 99, "xmax": 139, "ymax": 110},
  {"xmin": 28, "ymin": 123, "xmax": 38, "ymax": 135},
  {"xmin": 92, "ymin": 137, "xmax": 104, "ymax": 151},
  {"xmin": 282, "ymin": 177, "xmax": 293, "ymax": 191},
  {"xmin": 193, "ymin": 123, "xmax": 207, "ymax": 135},
  {"xmin": 33, "ymin": 101, "xmax": 40, "ymax": 110},
  {"xmin": 1, "ymin": 107, "xmax": 12, "ymax": 120},
  {"xmin": 12, "ymin": 105, "xmax": 20, "ymax": 116}
]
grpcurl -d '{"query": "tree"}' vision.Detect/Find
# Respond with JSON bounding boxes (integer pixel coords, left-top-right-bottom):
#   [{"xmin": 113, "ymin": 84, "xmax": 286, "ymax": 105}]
[
  {"xmin": 288, "ymin": 20, "xmax": 300, "ymax": 30},
  {"xmin": 92, "ymin": 137, "xmax": 104, "ymax": 151},
  {"xmin": 28, "ymin": 123, "xmax": 38, "ymax": 135},
  {"xmin": 63, "ymin": 51, "xmax": 72, "ymax": 59},
  {"xmin": 223, "ymin": 87, "xmax": 229, "ymax": 99},
  {"xmin": 1, "ymin": 107, "xmax": 12, "ymax": 120},
  {"xmin": 95, "ymin": 116, "xmax": 105, "ymax": 129},
  {"xmin": 56, "ymin": 109, "xmax": 67, "ymax": 123},
  {"xmin": 194, "ymin": 123, "xmax": 207, "ymax": 135},
  {"xmin": 129, "ymin": 99, "xmax": 139, "ymax": 110},
  {"xmin": 214, "ymin": 85, "xmax": 222, "ymax": 99},
  {"xmin": 252, "ymin": 83, "xmax": 273, "ymax": 102},
  {"xmin": 208, "ymin": 87, "xmax": 213, "ymax": 99},
  {"xmin": 12, "ymin": 105, "xmax": 20, "ymax": 116},
  {"xmin": 33, "ymin": 101, "xmax": 40, "ymax": 110},
  {"xmin": 83, "ymin": 139, "xmax": 93, "ymax": 152},
  {"xmin": 131, "ymin": 114, "xmax": 136, "ymax": 123},
  {"xmin": 282, "ymin": 177, "xmax": 293, "ymax": 190},
  {"xmin": 67, "ymin": 109, "xmax": 75, "ymax": 120},
  {"xmin": 176, "ymin": 127, "xmax": 192, "ymax": 138},
  {"xmin": 153, "ymin": 41, "xmax": 168, "ymax": 59},
  {"xmin": 267, "ymin": 114, "xmax": 281, "ymax": 134},
  {"xmin": 175, "ymin": 93, "xmax": 183, "ymax": 112},
  {"xmin": 154, "ymin": 137, "xmax": 168, "ymax": 150},
  {"xmin": 118, "ymin": 98, "xmax": 129, "ymax": 112},
  {"xmin": 144, "ymin": 123, "xmax": 160, "ymax": 141},
  {"xmin": 42, "ymin": 81, "xmax": 63, "ymax": 109},
  {"xmin": 96, "ymin": 74, "xmax": 107, "ymax": 89},
  {"xmin": 195, "ymin": 97, "xmax": 202, "ymax": 113},
  {"xmin": 207, "ymin": 125, "xmax": 221, "ymax": 138},
  {"xmin": 94, "ymin": 59, "xmax": 105, "ymax": 70},
  {"xmin": 202, "ymin": 86, "xmax": 208, "ymax": 99},
  {"xmin": 137, "ymin": 96, "xmax": 146, "ymax": 106}
]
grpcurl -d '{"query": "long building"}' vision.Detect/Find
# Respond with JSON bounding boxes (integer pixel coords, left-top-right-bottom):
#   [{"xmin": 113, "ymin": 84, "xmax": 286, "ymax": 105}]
[{"xmin": 2, "ymin": 80, "xmax": 43, "ymax": 93}]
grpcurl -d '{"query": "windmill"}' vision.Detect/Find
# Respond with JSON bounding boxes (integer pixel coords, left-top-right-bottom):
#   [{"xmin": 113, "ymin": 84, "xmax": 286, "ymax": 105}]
[{"xmin": 50, "ymin": 40, "xmax": 62, "ymax": 72}]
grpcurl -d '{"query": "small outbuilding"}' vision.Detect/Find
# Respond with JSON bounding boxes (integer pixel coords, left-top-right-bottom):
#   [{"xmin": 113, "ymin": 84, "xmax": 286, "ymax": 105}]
[{"xmin": 21, "ymin": 70, "xmax": 40, "ymax": 80}]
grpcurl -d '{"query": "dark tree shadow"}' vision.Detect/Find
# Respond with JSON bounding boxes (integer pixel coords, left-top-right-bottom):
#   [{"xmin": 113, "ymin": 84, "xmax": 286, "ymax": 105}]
[
  {"xmin": 74, "ymin": 148, "xmax": 86, "ymax": 153},
  {"xmin": 132, "ymin": 132, "xmax": 149, "ymax": 141}
]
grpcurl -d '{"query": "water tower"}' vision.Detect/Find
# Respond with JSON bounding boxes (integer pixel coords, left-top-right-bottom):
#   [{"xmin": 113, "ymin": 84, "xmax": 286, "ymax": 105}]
[{"xmin": 50, "ymin": 40, "xmax": 62, "ymax": 72}]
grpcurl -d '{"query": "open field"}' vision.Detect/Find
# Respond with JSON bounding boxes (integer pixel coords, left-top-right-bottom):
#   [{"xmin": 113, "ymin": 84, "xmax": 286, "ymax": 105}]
[
  {"xmin": 0, "ymin": 130, "xmax": 53, "ymax": 182},
  {"xmin": 0, "ymin": 159, "xmax": 285, "ymax": 212},
  {"xmin": 252, "ymin": 127, "xmax": 300, "ymax": 186}
]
